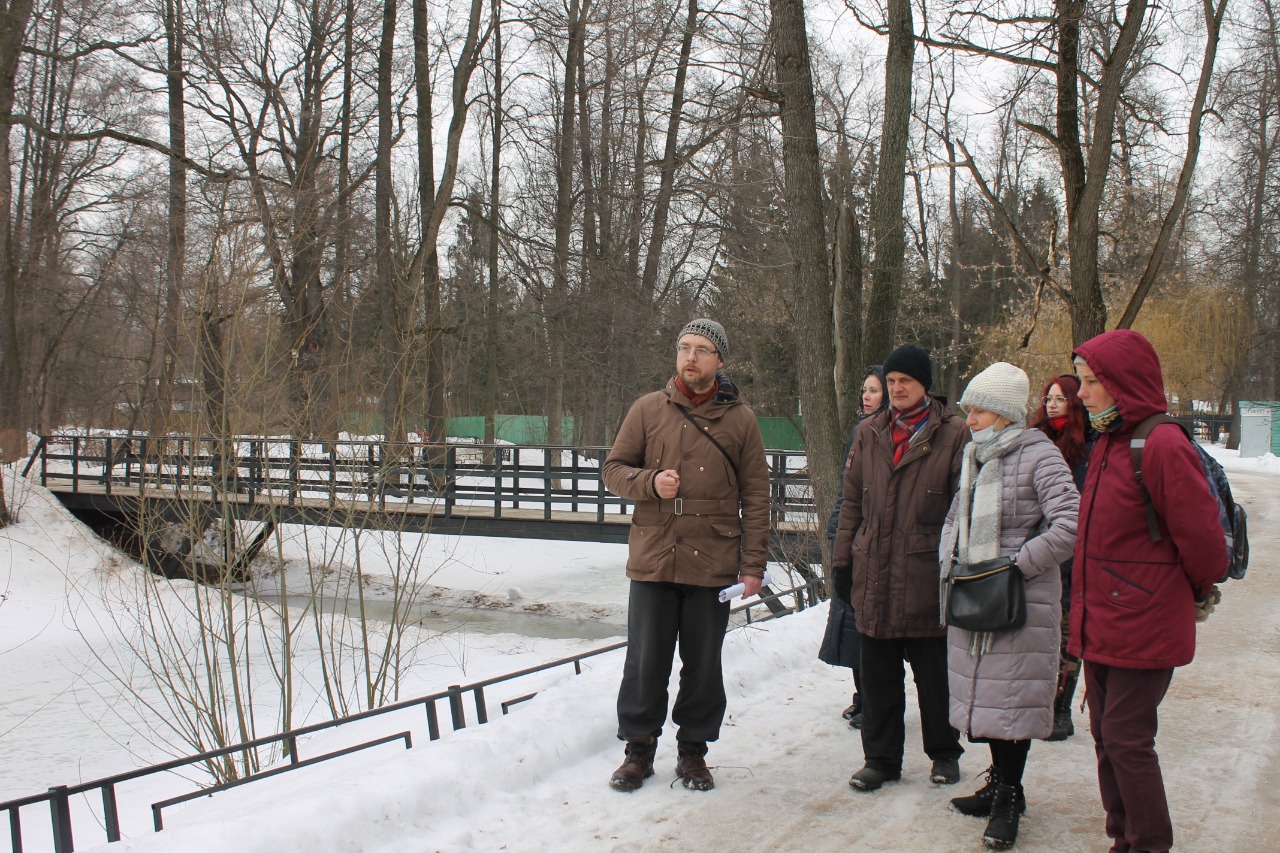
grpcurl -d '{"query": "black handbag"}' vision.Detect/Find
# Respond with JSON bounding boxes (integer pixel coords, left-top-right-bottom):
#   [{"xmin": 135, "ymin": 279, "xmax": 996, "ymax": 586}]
[{"xmin": 945, "ymin": 556, "xmax": 1026, "ymax": 632}]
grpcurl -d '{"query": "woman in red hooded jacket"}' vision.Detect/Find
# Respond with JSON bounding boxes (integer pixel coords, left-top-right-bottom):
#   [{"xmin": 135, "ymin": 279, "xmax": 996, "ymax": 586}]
[{"xmin": 1070, "ymin": 330, "xmax": 1227, "ymax": 853}]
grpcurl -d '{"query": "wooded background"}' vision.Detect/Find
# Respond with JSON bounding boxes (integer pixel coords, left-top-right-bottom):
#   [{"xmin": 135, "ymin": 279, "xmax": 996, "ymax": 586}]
[{"xmin": 1, "ymin": 0, "xmax": 1277, "ymax": 531}]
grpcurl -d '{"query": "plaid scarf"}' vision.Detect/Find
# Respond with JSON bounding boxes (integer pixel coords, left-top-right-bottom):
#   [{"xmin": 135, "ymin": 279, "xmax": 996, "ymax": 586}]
[
  {"xmin": 940, "ymin": 425, "xmax": 1027, "ymax": 655},
  {"xmin": 890, "ymin": 398, "xmax": 932, "ymax": 465}
]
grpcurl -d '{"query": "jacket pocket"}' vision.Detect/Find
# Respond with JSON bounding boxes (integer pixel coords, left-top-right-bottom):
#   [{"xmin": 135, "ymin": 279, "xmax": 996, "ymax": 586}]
[
  {"xmin": 646, "ymin": 438, "xmax": 666, "ymax": 470},
  {"xmin": 917, "ymin": 488, "xmax": 951, "ymax": 526},
  {"xmin": 1098, "ymin": 564, "xmax": 1155, "ymax": 610}
]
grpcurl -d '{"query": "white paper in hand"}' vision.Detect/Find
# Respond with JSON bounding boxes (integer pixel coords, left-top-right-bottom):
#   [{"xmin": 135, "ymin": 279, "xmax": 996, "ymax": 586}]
[{"xmin": 718, "ymin": 570, "xmax": 773, "ymax": 603}]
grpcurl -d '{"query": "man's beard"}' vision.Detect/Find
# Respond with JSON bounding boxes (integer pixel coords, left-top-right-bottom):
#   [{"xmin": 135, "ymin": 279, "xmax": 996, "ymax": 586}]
[{"xmin": 684, "ymin": 367, "xmax": 715, "ymax": 394}]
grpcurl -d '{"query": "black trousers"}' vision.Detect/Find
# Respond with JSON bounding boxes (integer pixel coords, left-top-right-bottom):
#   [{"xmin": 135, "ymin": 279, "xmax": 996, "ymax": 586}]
[
  {"xmin": 616, "ymin": 580, "xmax": 731, "ymax": 743},
  {"xmin": 858, "ymin": 633, "xmax": 962, "ymax": 773}
]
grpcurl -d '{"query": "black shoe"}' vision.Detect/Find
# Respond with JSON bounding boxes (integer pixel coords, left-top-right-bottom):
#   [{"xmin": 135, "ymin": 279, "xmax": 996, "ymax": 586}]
[
  {"xmin": 842, "ymin": 693, "xmax": 863, "ymax": 721},
  {"xmin": 930, "ymin": 757, "xmax": 961, "ymax": 785},
  {"xmin": 1047, "ymin": 705, "xmax": 1075, "ymax": 741},
  {"xmin": 982, "ymin": 782, "xmax": 1023, "ymax": 849},
  {"xmin": 951, "ymin": 767, "xmax": 1027, "ymax": 817},
  {"xmin": 1047, "ymin": 669, "xmax": 1079, "ymax": 742},
  {"xmin": 848, "ymin": 765, "xmax": 901, "ymax": 792},
  {"xmin": 848, "ymin": 710, "xmax": 863, "ymax": 729},
  {"xmin": 675, "ymin": 741, "xmax": 714, "ymax": 791},
  {"xmin": 609, "ymin": 738, "xmax": 657, "ymax": 791}
]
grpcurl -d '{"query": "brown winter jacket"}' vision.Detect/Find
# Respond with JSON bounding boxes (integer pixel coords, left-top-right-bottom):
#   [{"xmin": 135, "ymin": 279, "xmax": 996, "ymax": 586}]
[
  {"xmin": 832, "ymin": 397, "xmax": 969, "ymax": 638},
  {"xmin": 602, "ymin": 376, "xmax": 769, "ymax": 587}
]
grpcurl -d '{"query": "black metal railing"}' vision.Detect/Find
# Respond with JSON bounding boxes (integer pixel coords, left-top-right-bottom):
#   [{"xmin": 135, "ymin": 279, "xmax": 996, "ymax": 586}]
[
  {"xmin": 0, "ymin": 578, "xmax": 823, "ymax": 853},
  {"xmin": 22, "ymin": 433, "xmax": 817, "ymax": 524}
]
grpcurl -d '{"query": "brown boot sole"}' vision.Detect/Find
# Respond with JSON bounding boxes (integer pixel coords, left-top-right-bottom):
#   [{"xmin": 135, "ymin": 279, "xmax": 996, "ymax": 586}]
[{"xmin": 609, "ymin": 767, "xmax": 654, "ymax": 792}]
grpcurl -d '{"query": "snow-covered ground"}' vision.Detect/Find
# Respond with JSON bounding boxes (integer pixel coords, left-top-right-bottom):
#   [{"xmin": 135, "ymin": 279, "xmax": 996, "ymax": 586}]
[{"xmin": 2, "ymin": 448, "xmax": 1278, "ymax": 852}]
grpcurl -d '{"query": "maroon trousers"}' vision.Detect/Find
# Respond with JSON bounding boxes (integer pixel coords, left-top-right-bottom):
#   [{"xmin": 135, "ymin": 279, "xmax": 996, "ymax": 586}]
[{"xmin": 1084, "ymin": 662, "xmax": 1175, "ymax": 853}]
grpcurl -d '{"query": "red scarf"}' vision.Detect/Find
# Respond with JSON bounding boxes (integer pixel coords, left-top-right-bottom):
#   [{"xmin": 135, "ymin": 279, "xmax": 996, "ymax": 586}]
[
  {"xmin": 1049, "ymin": 415, "xmax": 1069, "ymax": 431},
  {"xmin": 890, "ymin": 398, "xmax": 931, "ymax": 465},
  {"xmin": 675, "ymin": 375, "xmax": 715, "ymax": 408}
]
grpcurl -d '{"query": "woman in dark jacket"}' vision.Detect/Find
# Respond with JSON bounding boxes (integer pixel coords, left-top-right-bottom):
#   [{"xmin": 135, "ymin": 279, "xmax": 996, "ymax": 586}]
[
  {"xmin": 1030, "ymin": 374, "xmax": 1095, "ymax": 740},
  {"xmin": 820, "ymin": 365, "xmax": 887, "ymax": 727}
]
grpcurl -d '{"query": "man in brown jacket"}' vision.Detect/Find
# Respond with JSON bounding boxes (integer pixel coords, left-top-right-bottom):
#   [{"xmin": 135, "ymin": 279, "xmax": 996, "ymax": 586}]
[
  {"xmin": 832, "ymin": 343, "xmax": 969, "ymax": 792},
  {"xmin": 601, "ymin": 318, "xmax": 769, "ymax": 793}
]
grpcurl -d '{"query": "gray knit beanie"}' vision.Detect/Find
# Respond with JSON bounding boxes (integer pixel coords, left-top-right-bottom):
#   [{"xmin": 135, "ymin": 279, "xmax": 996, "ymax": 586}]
[
  {"xmin": 678, "ymin": 319, "xmax": 729, "ymax": 362},
  {"xmin": 960, "ymin": 361, "xmax": 1031, "ymax": 426}
]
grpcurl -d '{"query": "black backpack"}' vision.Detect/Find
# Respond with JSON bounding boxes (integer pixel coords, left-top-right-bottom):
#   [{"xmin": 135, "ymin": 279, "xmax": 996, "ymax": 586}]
[{"xmin": 1130, "ymin": 415, "xmax": 1249, "ymax": 583}]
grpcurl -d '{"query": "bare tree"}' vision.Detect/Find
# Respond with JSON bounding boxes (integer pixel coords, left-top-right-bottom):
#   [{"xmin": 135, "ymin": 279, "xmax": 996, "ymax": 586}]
[{"xmin": 768, "ymin": 0, "xmax": 840, "ymax": 557}]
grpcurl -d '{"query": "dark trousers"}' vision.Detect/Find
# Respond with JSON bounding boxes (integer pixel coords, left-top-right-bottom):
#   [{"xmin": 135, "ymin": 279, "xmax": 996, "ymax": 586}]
[
  {"xmin": 1084, "ymin": 662, "xmax": 1175, "ymax": 853},
  {"xmin": 616, "ymin": 580, "xmax": 731, "ymax": 743},
  {"xmin": 858, "ymin": 633, "xmax": 962, "ymax": 773}
]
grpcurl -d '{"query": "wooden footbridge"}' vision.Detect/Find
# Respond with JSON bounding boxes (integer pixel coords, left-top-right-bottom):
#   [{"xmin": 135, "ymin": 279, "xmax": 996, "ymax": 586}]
[{"xmin": 23, "ymin": 434, "xmax": 821, "ymax": 573}]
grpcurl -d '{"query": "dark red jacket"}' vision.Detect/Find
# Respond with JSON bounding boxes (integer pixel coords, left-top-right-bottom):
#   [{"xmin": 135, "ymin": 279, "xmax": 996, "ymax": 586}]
[{"xmin": 1068, "ymin": 330, "xmax": 1228, "ymax": 669}]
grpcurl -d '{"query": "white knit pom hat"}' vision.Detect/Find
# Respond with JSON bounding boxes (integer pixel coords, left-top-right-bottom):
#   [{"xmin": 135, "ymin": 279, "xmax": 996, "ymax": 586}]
[{"xmin": 960, "ymin": 362, "xmax": 1030, "ymax": 425}]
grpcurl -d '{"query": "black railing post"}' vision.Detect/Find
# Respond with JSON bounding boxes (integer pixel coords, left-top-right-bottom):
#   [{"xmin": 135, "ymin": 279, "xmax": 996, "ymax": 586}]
[
  {"xmin": 448, "ymin": 686, "xmax": 466, "ymax": 730},
  {"xmin": 102, "ymin": 783, "xmax": 121, "ymax": 842},
  {"xmin": 492, "ymin": 447, "xmax": 502, "ymax": 519},
  {"xmin": 48, "ymin": 786, "xmax": 73, "ymax": 853},
  {"xmin": 596, "ymin": 449, "xmax": 607, "ymax": 522},
  {"xmin": 286, "ymin": 735, "xmax": 299, "ymax": 764},
  {"xmin": 426, "ymin": 700, "xmax": 441, "ymax": 741},
  {"xmin": 289, "ymin": 439, "xmax": 301, "ymax": 505},
  {"xmin": 543, "ymin": 448, "xmax": 552, "ymax": 520},
  {"xmin": 474, "ymin": 687, "xmax": 489, "ymax": 725},
  {"xmin": 444, "ymin": 446, "xmax": 456, "ymax": 517},
  {"xmin": 10, "ymin": 805, "xmax": 24, "ymax": 853},
  {"xmin": 71, "ymin": 436, "xmax": 80, "ymax": 493}
]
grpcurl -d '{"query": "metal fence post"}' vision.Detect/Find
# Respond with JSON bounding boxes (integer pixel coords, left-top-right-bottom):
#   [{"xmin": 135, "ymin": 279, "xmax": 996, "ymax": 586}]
[
  {"xmin": 48, "ymin": 786, "xmax": 73, "ymax": 853},
  {"xmin": 448, "ymin": 686, "xmax": 466, "ymax": 730}
]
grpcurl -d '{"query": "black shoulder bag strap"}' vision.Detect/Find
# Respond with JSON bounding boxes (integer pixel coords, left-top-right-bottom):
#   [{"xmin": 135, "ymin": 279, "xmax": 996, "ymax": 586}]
[
  {"xmin": 667, "ymin": 394, "xmax": 739, "ymax": 477},
  {"xmin": 1129, "ymin": 414, "xmax": 1188, "ymax": 543}
]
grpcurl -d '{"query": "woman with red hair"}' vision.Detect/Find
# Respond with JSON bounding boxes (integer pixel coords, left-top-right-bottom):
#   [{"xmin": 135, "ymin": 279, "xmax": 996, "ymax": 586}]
[{"xmin": 1032, "ymin": 374, "xmax": 1095, "ymax": 740}]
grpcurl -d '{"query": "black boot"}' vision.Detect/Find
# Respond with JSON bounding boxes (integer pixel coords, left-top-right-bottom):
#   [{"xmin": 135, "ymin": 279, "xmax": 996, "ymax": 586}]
[
  {"xmin": 675, "ymin": 741, "xmax": 714, "ymax": 791},
  {"xmin": 982, "ymin": 782, "xmax": 1023, "ymax": 849},
  {"xmin": 609, "ymin": 737, "xmax": 656, "ymax": 791},
  {"xmin": 951, "ymin": 766, "xmax": 1027, "ymax": 818},
  {"xmin": 1047, "ymin": 669, "xmax": 1079, "ymax": 742}
]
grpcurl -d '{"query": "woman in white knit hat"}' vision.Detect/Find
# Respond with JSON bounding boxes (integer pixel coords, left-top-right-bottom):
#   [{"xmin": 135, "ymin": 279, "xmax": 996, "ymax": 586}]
[{"xmin": 938, "ymin": 362, "xmax": 1080, "ymax": 850}]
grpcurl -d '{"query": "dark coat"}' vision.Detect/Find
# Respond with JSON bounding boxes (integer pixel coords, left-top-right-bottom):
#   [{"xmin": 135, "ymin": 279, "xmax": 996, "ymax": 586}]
[
  {"xmin": 603, "ymin": 376, "xmax": 769, "ymax": 587},
  {"xmin": 832, "ymin": 397, "xmax": 970, "ymax": 639},
  {"xmin": 1068, "ymin": 331, "xmax": 1228, "ymax": 669}
]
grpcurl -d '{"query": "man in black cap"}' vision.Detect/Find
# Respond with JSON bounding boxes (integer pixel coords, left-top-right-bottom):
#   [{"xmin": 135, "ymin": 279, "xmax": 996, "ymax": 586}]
[{"xmin": 832, "ymin": 343, "xmax": 970, "ymax": 791}]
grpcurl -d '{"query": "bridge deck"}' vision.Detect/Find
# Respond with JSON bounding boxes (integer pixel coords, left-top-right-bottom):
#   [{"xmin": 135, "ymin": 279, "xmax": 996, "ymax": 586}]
[{"xmin": 28, "ymin": 435, "xmax": 819, "ymax": 557}]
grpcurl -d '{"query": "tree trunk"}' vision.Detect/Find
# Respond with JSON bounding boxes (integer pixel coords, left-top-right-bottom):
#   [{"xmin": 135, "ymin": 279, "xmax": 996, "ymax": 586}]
[
  {"xmin": 832, "ymin": 201, "xmax": 863, "ymax": 429},
  {"xmin": 770, "ymin": 0, "xmax": 841, "ymax": 565},
  {"xmin": 159, "ymin": 0, "xmax": 187, "ymax": 435},
  {"xmin": 863, "ymin": 0, "xmax": 914, "ymax": 364},
  {"xmin": 0, "ymin": 0, "xmax": 38, "ymax": 462},
  {"xmin": 484, "ymin": 0, "xmax": 503, "ymax": 453}
]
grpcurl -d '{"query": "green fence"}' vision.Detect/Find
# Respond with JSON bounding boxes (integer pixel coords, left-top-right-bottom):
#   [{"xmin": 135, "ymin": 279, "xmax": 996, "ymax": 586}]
[{"xmin": 347, "ymin": 412, "xmax": 807, "ymax": 451}]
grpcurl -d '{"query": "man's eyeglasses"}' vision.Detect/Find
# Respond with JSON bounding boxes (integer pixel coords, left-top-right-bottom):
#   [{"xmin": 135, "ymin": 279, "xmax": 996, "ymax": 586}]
[
  {"xmin": 1042, "ymin": 395, "xmax": 1069, "ymax": 406},
  {"xmin": 676, "ymin": 344, "xmax": 718, "ymax": 360}
]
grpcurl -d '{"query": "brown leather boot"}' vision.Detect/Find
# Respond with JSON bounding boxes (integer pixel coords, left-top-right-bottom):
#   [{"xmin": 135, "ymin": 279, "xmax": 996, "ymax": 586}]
[
  {"xmin": 609, "ymin": 737, "xmax": 657, "ymax": 791},
  {"xmin": 675, "ymin": 741, "xmax": 714, "ymax": 791}
]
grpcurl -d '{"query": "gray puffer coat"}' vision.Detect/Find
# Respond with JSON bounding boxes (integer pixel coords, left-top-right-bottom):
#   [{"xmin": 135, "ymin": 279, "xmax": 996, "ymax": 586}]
[{"xmin": 940, "ymin": 429, "xmax": 1079, "ymax": 741}]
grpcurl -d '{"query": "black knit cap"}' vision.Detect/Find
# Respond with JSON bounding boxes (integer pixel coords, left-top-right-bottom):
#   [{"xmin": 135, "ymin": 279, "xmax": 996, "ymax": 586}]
[{"xmin": 882, "ymin": 344, "xmax": 933, "ymax": 391}]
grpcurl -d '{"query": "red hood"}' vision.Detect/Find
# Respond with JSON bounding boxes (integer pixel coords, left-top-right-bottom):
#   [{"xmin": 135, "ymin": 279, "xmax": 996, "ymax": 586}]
[{"xmin": 1072, "ymin": 330, "xmax": 1168, "ymax": 426}]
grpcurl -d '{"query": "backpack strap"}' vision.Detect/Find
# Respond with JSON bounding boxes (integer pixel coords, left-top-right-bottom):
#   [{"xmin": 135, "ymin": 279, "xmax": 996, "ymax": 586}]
[{"xmin": 1130, "ymin": 414, "xmax": 1190, "ymax": 543}]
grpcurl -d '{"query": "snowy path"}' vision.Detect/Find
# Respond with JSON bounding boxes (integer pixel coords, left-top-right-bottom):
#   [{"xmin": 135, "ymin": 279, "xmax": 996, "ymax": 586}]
[{"xmin": 85, "ymin": 471, "xmax": 1280, "ymax": 852}]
